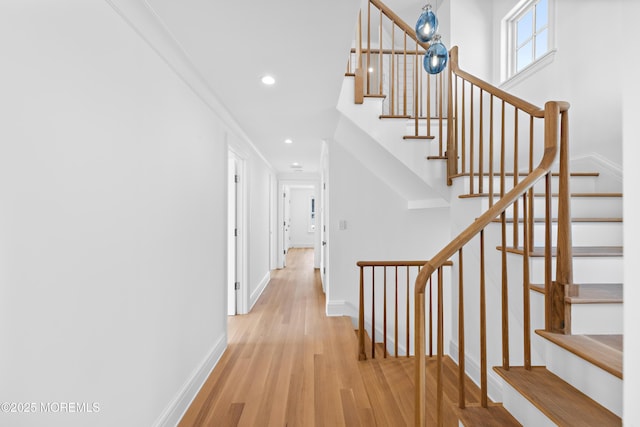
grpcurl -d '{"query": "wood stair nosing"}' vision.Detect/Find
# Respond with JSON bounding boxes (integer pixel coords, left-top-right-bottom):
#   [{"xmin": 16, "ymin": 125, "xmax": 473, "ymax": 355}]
[
  {"xmin": 498, "ymin": 245, "xmax": 623, "ymax": 257},
  {"xmin": 451, "ymin": 171, "xmax": 600, "ymax": 179},
  {"xmin": 364, "ymin": 94, "xmax": 386, "ymax": 99},
  {"xmin": 494, "ymin": 366, "xmax": 621, "ymax": 426},
  {"xmin": 535, "ymin": 330, "xmax": 623, "ymax": 379},
  {"xmin": 403, "ymin": 135, "xmax": 435, "ymax": 140},
  {"xmin": 459, "ymin": 192, "xmax": 623, "ymax": 199},
  {"xmin": 490, "ymin": 216, "xmax": 623, "ymax": 224},
  {"xmin": 379, "ymin": 114, "xmax": 411, "ymax": 119}
]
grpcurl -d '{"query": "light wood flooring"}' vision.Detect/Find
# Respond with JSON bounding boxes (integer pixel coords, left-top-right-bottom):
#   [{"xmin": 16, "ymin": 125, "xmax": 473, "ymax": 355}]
[{"xmin": 178, "ymin": 248, "xmax": 516, "ymax": 426}]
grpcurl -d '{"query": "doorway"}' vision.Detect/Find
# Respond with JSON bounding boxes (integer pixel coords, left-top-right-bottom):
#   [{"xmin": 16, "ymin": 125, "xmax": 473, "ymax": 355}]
[
  {"xmin": 228, "ymin": 154, "xmax": 238, "ymax": 315},
  {"xmin": 278, "ymin": 181, "xmax": 320, "ymax": 270}
]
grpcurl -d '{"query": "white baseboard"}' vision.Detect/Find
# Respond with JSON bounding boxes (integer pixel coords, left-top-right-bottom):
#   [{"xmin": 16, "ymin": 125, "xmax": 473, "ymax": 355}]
[
  {"xmin": 153, "ymin": 334, "xmax": 227, "ymax": 427},
  {"xmin": 326, "ymin": 300, "xmax": 358, "ymax": 319},
  {"xmin": 249, "ymin": 271, "xmax": 271, "ymax": 310},
  {"xmin": 289, "ymin": 243, "xmax": 314, "ymax": 248}
]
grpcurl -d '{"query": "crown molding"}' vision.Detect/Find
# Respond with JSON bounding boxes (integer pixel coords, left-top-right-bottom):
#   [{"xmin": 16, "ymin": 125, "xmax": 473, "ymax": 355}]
[{"xmin": 103, "ymin": 0, "xmax": 273, "ymax": 170}]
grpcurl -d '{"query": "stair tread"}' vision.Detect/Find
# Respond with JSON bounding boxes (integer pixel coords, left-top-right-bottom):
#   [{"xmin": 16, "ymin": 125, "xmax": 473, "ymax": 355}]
[
  {"xmin": 453, "ymin": 171, "xmax": 600, "ymax": 178},
  {"xmin": 530, "ymin": 283, "xmax": 623, "ymax": 304},
  {"xmin": 379, "ymin": 114, "xmax": 411, "ymax": 119},
  {"xmin": 454, "ymin": 403, "xmax": 522, "ymax": 427},
  {"xmin": 491, "ymin": 217, "xmax": 623, "ymax": 223},
  {"xmin": 403, "ymin": 135, "xmax": 435, "ymax": 140},
  {"xmin": 566, "ymin": 283, "xmax": 623, "ymax": 304},
  {"xmin": 494, "ymin": 366, "xmax": 621, "ymax": 426},
  {"xmin": 460, "ymin": 192, "xmax": 623, "ymax": 199},
  {"xmin": 535, "ymin": 330, "xmax": 623, "ymax": 378},
  {"xmin": 500, "ymin": 245, "xmax": 623, "ymax": 257}
]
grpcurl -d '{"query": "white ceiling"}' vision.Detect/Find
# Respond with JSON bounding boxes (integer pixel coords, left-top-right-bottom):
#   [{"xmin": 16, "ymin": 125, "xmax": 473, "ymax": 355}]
[
  {"xmin": 141, "ymin": 0, "xmax": 360, "ymax": 174},
  {"xmin": 142, "ymin": 0, "xmax": 423, "ymax": 175}
]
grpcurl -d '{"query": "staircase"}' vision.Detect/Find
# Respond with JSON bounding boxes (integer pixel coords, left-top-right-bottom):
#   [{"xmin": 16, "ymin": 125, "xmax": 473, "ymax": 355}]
[{"xmin": 344, "ymin": 1, "xmax": 623, "ymax": 425}]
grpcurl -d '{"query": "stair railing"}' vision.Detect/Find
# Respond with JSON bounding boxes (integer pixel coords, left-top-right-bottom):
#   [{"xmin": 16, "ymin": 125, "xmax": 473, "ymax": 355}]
[
  {"xmin": 347, "ymin": 0, "xmax": 448, "ymax": 149},
  {"xmin": 345, "ymin": 3, "xmax": 573, "ymax": 424},
  {"xmin": 414, "ymin": 46, "xmax": 572, "ymax": 426},
  {"xmin": 357, "ymin": 260, "xmax": 453, "ymax": 361}
]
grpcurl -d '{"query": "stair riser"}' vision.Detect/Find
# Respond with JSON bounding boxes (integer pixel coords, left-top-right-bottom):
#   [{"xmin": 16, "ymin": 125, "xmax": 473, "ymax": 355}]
[
  {"xmin": 525, "ymin": 284, "xmax": 622, "ymax": 336},
  {"xmin": 529, "ymin": 256, "xmax": 623, "ymax": 284},
  {"xmin": 500, "ymin": 381, "xmax": 558, "ymax": 427},
  {"xmin": 481, "ymin": 196, "xmax": 623, "ymax": 218},
  {"xmin": 541, "ymin": 336, "xmax": 623, "ymax": 417},
  {"xmin": 571, "ymin": 303, "xmax": 623, "ymax": 335},
  {"xmin": 405, "ymin": 121, "xmax": 447, "ymax": 139},
  {"xmin": 462, "ymin": 175, "xmax": 599, "ymax": 194},
  {"xmin": 497, "ymin": 222, "xmax": 623, "ymax": 247}
]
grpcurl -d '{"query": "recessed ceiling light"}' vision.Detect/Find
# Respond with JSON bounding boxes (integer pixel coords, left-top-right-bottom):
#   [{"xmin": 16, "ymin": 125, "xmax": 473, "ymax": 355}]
[
  {"xmin": 291, "ymin": 162, "xmax": 302, "ymax": 169},
  {"xmin": 284, "ymin": 138, "xmax": 293, "ymax": 144},
  {"xmin": 261, "ymin": 75, "xmax": 276, "ymax": 85}
]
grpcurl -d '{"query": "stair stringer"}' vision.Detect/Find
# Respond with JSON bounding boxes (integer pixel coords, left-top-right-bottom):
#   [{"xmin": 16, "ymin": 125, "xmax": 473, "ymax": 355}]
[
  {"xmin": 333, "ymin": 114, "xmax": 448, "ymax": 208},
  {"xmin": 336, "ymin": 75, "xmax": 453, "ymax": 205}
]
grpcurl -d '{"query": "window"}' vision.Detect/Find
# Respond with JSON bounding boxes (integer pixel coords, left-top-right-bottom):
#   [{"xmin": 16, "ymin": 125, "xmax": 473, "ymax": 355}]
[{"xmin": 503, "ymin": 0, "xmax": 554, "ymax": 82}]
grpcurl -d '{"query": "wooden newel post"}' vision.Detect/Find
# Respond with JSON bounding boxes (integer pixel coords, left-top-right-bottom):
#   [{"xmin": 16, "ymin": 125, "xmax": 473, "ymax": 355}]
[
  {"xmin": 554, "ymin": 107, "xmax": 573, "ymax": 333},
  {"xmin": 544, "ymin": 102, "xmax": 573, "ymax": 334},
  {"xmin": 354, "ymin": 10, "xmax": 364, "ymax": 104}
]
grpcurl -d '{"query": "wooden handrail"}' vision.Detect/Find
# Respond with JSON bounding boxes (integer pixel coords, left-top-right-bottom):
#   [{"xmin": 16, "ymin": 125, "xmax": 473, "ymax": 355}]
[
  {"xmin": 370, "ymin": 0, "xmax": 430, "ymax": 51},
  {"xmin": 357, "ymin": 260, "xmax": 447, "ymax": 267},
  {"xmin": 414, "ymin": 148, "xmax": 558, "ymax": 293},
  {"xmin": 448, "ymin": 47, "xmax": 543, "ymax": 117}
]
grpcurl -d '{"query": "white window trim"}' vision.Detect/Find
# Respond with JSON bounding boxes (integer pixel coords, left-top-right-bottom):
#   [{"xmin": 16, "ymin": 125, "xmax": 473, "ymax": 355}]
[{"xmin": 500, "ymin": 0, "xmax": 556, "ymax": 84}]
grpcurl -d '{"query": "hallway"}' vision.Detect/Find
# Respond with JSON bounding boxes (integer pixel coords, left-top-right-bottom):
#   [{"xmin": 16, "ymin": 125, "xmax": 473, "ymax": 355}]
[{"xmin": 179, "ymin": 248, "xmax": 387, "ymax": 426}]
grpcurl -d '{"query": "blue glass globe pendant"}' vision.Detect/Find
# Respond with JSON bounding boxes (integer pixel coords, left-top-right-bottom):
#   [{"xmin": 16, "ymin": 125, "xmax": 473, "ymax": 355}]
[
  {"xmin": 424, "ymin": 34, "xmax": 448, "ymax": 74},
  {"xmin": 415, "ymin": 4, "xmax": 438, "ymax": 42}
]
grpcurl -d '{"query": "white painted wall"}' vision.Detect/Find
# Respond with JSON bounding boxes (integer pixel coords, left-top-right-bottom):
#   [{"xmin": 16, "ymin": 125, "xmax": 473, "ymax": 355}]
[
  {"xmin": 326, "ymin": 139, "xmax": 452, "ymax": 318},
  {"xmin": 491, "ymin": 0, "xmax": 625, "ymax": 170},
  {"xmin": 245, "ymin": 146, "xmax": 275, "ymax": 310},
  {"xmin": 289, "ymin": 187, "xmax": 316, "ymax": 248},
  {"xmin": 445, "ymin": 0, "xmax": 494, "ymax": 82},
  {"xmin": 0, "ymin": 2, "xmax": 274, "ymax": 427},
  {"xmin": 622, "ymin": 16, "xmax": 640, "ymax": 423}
]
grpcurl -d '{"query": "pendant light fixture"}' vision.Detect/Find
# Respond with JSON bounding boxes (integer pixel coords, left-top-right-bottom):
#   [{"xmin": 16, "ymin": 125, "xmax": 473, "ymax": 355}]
[
  {"xmin": 415, "ymin": 2, "xmax": 449, "ymax": 74},
  {"xmin": 415, "ymin": 4, "xmax": 438, "ymax": 43},
  {"xmin": 423, "ymin": 34, "xmax": 448, "ymax": 74}
]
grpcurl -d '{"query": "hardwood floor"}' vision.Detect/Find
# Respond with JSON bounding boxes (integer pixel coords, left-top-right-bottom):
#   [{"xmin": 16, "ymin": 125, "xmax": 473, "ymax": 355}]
[
  {"xmin": 178, "ymin": 248, "xmax": 516, "ymax": 426},
  {"xmin": 179, "ymin": 248, "xmax": 376, "ymax": 426}
]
